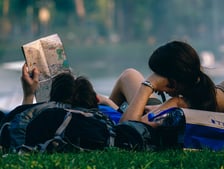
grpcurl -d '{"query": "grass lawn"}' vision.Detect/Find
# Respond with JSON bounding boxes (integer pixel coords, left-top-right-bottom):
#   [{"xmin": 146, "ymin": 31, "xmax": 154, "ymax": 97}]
[{"xmin": 0, "ymin": 148, "xmax": 223, "ymax": 169}]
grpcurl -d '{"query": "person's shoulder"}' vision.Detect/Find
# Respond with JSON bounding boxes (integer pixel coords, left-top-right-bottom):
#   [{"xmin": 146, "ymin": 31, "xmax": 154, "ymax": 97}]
[{"xmin": 216, "ymin": 81, "xmax": 224, "ymax": 93}]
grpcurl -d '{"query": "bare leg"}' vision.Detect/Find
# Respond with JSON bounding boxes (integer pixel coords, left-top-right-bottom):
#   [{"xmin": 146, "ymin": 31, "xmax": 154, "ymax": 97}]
[{"xmin": 109, "ymin": 68, "xmax": 144, "ymax": 106}]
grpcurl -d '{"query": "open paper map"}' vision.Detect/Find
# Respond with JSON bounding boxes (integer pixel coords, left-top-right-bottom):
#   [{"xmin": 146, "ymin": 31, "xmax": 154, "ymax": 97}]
[{"xmin": 22, "ymin": 34, "xmax": 70, "ymax": 102}]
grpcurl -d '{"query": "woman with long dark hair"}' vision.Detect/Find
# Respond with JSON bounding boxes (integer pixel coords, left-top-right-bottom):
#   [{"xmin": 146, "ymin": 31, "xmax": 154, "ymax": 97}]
[{"xmin": 109, "ymin": 41, "xmax": 224, "ymax": 124}]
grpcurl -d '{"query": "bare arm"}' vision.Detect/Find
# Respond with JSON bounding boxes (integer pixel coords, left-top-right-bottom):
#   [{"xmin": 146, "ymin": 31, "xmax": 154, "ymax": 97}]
[
  {"xmin": 141, "ymin": 97, "xmax": 188, "ymax": 125},
  {"xmin": 119, "ymin": 73, "xmax": 170, "ymax": 122},
  {"xmin": 97, "ymin": 94, "xmax": 119, "ymax": 110},
  {"xmin": 21, "ymin": 63, "xmax": 39, "ymax": 104}
]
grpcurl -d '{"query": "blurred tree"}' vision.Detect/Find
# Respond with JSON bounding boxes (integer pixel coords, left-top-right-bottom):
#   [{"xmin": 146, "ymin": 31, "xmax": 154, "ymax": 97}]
[
  {"xmin": 1, "ymin": 0, "xmax": 224, "ymax": 52},
  {"xmin": 114, "ymin": 0, "xmax": 154, "ymax": 42},
  {"xmin": 75, "ymin": 0, "xmax": 85, "ymax": 19}
]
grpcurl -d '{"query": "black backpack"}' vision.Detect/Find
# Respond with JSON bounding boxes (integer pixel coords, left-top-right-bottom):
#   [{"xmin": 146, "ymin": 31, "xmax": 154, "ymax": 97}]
[
  {"xmin": 0, "ymin": 102, "xmax": 115, "ymax": 153},
  {"xmin": 114, "ymin": 107, "xmax": 186, "ymax": 151}
]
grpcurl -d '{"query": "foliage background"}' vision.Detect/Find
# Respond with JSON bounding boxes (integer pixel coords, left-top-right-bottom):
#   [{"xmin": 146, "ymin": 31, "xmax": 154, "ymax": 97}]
[
  {"xmin": 1, "ymin": 1, "xmax": 224, "ymax": 57},
  {"xmin": 0, "ymin": 0, "xmax": 223, "ymax": 84}
]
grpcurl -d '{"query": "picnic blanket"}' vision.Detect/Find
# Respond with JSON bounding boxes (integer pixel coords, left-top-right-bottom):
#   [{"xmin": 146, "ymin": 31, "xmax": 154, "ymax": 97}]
[{"xmin": 183, "ymin": 108, "xmax": 224, "ymax": 151}]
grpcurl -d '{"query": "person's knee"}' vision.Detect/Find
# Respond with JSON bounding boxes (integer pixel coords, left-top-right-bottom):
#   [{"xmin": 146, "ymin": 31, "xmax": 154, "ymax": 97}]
[
  {"xmin": 122, "ymin": 68, "xmax": 140, "ymax": 78},
  {"xmin": 116, "ymin": 68, "xmax": 143, "ymax": 90}
]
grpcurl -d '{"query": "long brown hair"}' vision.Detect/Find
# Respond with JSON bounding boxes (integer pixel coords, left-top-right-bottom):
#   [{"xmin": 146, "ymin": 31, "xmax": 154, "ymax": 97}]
[{"xmin": 148, "ymin": 41, "xmax": 217, "ymax": 111}]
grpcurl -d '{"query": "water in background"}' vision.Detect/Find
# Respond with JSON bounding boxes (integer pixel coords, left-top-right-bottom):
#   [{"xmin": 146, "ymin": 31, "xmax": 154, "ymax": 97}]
[
  {"xmin": 0, "ymin": 65, "xmax": 118, "ymax": 112},
  {"xmin": 0, "ymin": 64, "xmax": 223, "ymax": 113},
  {"xmin": 0, "ymin": 67, "xmax": 23, "ymax": 112}
]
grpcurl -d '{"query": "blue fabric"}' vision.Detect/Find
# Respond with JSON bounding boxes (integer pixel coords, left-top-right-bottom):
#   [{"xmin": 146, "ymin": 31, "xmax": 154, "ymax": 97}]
[
  {"xmin": 184, "ymin": 124, "xmax": 224, "ymax": 151},
  {"xmin": 98, "ymin": 105, "xmax": 121, "ymax": 124}
]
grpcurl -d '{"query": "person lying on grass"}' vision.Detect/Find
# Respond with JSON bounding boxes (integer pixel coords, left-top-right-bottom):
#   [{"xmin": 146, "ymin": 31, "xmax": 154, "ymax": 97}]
[
  {"xmin": 20, "ymin": 63, "xmax": 122, "ymax": 124},
  {"xmin": 21, "ymin": 41, "xmax": 224, "ymax": 127},
  {"xmin": 108, "ymin": 41, "xmax": 224, "ymax": 126},
  {"xmin": 21, "ymin": 62, "xmax": 161, "ymax": 124}
]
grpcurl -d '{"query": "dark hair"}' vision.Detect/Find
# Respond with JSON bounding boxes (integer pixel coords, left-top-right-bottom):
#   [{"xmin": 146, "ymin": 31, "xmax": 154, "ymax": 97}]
[
  {"xmin": 50, "ymin": 73, "xmax": 98, "ymax": 109},
  {"xmin": 148, "ymin": 41, "xmax": 217, "ymax": 111},
  {"xmin": 50, "ymin": 72, "xmax": 75, "ymax": 104},
  {"xmin": 72, "ymin": 76, "xmax": 98, "ymax": 109}
]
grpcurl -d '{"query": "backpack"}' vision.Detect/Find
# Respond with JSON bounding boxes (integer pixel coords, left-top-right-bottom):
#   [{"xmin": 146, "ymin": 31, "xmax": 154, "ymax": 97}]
[
  {"xmin": 0, "ymin": 101, "xmax": 115, "ymax": 153},
  {"xmin": 114, "ymin": 107, "xmax": 186, "ymax": 151}
]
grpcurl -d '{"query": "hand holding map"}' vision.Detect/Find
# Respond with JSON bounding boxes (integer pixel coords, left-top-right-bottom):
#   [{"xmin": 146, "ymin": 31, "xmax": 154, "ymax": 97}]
[{"xmin": 22, "ymin": 34, "xmax": 70, "ymax": 102}]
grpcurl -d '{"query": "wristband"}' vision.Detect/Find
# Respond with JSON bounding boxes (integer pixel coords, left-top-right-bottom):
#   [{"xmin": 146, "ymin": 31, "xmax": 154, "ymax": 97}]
[{"xmin": 142, "ymin": 81, "xmax": 154, "ymax": 92}]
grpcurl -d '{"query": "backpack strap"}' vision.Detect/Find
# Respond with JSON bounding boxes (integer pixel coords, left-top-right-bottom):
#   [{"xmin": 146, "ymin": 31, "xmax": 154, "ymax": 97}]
[
  {"xmin": 0, "ymin": 122, "xmax": 10, "ymax": 136},
  {"xmin": 17, "ymin": 136, "xmax": 69, "ymax": 154},
  {"xmin": 8, "ymin": 101, "xmax": 72, "ymax": 150},
  {"xmin": 0, "ymin": 122, "xmax": 10, "ymax": 148},
  {"xmin": 37, "ymin": 136, "xmax": 68, "ymax": 153},
  {"xmin": 18, "ymin": 111, "xmax": 73, "ymax": 153},
  {"xmin": 55, "ymin": 111, "xmax": 72, "ymax": 136},
  {"xmin": 17, "ymin": 107, "xmax": 115, "ymax": 153},
  {"xmin": 37, "ymin": 110, "xmax": 92, "ymax": 152}
]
